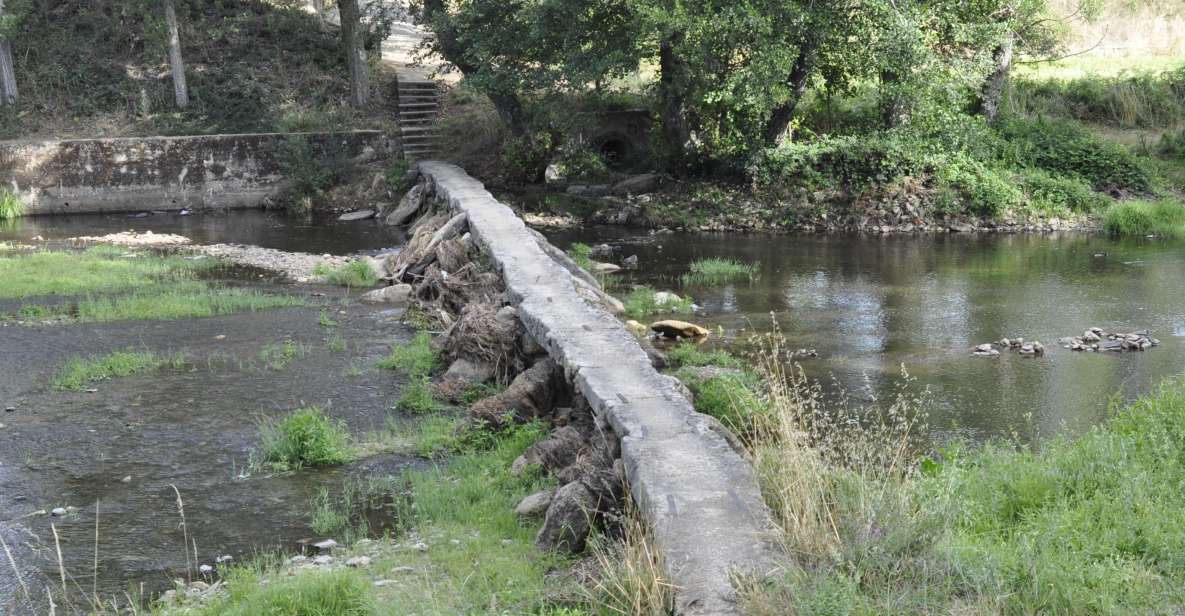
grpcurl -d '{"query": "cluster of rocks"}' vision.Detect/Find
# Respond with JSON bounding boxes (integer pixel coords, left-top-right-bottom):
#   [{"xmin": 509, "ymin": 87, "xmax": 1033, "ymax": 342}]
[
  {"xmin": 973, "ymin": 337, "xmax": 1046, "ymax": 357},
  {"xmin": 1060, "ymin": 327, "xmax": 1159, "ymax": 352},
  {"xmin": 375, "ymin": 176, "xmax": 632, "ymax": 554}
]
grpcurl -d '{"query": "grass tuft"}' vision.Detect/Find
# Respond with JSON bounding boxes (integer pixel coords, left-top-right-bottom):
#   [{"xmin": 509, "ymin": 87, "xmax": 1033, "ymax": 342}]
[
  {"xmin": 0, "ymin": 190, "xmax": 24, "ymax": 220},
  {"xmin": 395, "ymin": 376, "xmax": 446, "ymax": 414},
  {"xmin": 621, "ymin": 286, "xmax": 695, "ymax": 319},
  {"xmin": 666, "ymin": 342, "xmax": 741, "ymax": 368},
  {"xmin": 178, "ymin": 565, "xmax": 374, "ymax": 616},
  {"xmin": 1103, "ymin": 198, "xmax": 1185, "ymax": 238},
  {"xmin": 376, "ymin": 332, "xmax": 439, "ymax": 376},
  {"xmin": 51, "ymin": 349, "xmax": 176, "ymax": 391},
  {"xmin": 568, "ymin": 242, "xmax": 594, "ymax": 270},
  {"xmin": 313, "ymin": 261, "xmax": 379, "ymax": 288},
  {"xmin": 680, "ymin": 258, "xmax": 759, "ymax": 286},
  {"xmin": 259, "ymin": 406, "xmax": 352, "ymax": 471},
  {"xmin": 582, "ymin": 513, "xmax": 674, "ymax": 616},
  {"xmin": 260, "ymin": 338, "xmax": 309, "ymax": 371}
]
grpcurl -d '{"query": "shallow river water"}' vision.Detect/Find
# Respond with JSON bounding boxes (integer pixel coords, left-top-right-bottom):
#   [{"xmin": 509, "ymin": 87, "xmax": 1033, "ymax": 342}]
[{"xmin": 544, "ymin": 227, "xmax": 1185, "ymax": 443}]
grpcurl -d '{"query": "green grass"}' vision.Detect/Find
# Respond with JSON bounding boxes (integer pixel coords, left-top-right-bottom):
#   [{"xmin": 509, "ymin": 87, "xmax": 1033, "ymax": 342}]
[
  {"xmin": 51, "ymin": 349, "xmax": 182, "ymax": 391},
  {"xmin": 171, "ymin": 565, "xmax": 374, "ymax": 616},
  {"xmin": 743, "ymin": 376, "xmax": 1185, "ymax": 614},
  {"xmin": 621, "ymin": 286, "xmax": 695, "ymax": 319},
  {"xmin": 10, "ymin": 285, "xmax": 304, "ymax": 323},
  {"xmin": 0, "ymin": 247, "xmax": 218, "ymax": 299},
  {"xmin": 258, "ymin": 406, "xmax": 352, "ymax": 471},
  {"xmin": 678, "ymin": 368, "xmax": 766, "ymax": 436},
  {"xmin": 666, "ymin": 342, "xmax": 741, "ymax": 369},
  {"xmin": 1104, "ymin": 199, "xmax": 1185, "ymax": 238},
  {"xmin": 260, "ymin": 338, "xmax": 309, "ymax": 371},
  {"xmin": 0, "ymin": 190, "xmax": 24, "ymax": 220},
  {"xmin": 376, "ymin": 331, "xmax": 439, "ymax": 376},
  {"xmin": 395, "ymin": 376, "xmax": 447, "ymax": 414},
  {"xmin": 313, "ymin": 261, "xmax": 380, "ymax": 288},
  {"xmin": 308, "ymin": 476, "xmax": 408, "ymax": 542},
  {"xmin": 680, "ymin": 258, "xmax": 759, "ymax": 286},
  {"xmin": 568, "ymin": 242, "xmax": 594, "ymax": 270}
]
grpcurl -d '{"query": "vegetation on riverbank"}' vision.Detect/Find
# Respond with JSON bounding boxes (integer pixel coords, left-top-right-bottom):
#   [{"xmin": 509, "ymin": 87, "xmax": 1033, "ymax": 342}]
[
  {"xmin": 258, "ymin": 406, "xmax": 353, "ymax": 471},
  {"xmin": 669, "ymin": 333, "xmax": 1185, "ymax": 613},
  {"xmin": 314, "ymin": 260, "xmax": 380, "ymax": 288},
  {"xmin": 1104, "ymin": 198, "xmax": 1185, "ymax": 238},
  {"xmin": 0, "ymin": 0, "xmax": 400, "ymax": 140}
]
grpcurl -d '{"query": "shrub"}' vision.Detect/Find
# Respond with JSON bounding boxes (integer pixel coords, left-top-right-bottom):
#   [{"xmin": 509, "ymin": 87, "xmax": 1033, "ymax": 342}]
[
  {"xmin": 1104, "ymin": 199, "xmax": 1185, "ymax": 238},
  {"xmin": 681, "ymin": 258, "xmax": 759, "ymax": 286},
  {"xmin": 259, "ymin": 406, "xmax": 352, "ymax": 471},
  {"xmin": 313, "ymin": 261, "xmax": 379, "ymax": 287},
  {"xmin": 0, "ymin": 190, "xmax": 23, "ymax": 220},
  {"xmin": 932, "ymin": 158, "xmax": 1022, "ymax": 217},
  {"xmin": 1019, "ymin": 168, "xmax": 1111, "ymax": 215},
  {"xmin": 999, "ymin": 118, "xmax": 1154, "ymax": 194}
]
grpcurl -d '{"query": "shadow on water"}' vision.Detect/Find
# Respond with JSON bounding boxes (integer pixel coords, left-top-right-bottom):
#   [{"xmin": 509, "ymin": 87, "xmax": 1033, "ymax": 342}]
[
  {"xmin": 0, "ymin": 268, "xmax": 422, "ymax": 610},
  {"xmin": 544, "ymin": 226, "xmax": 1185, "ymax": 443}
]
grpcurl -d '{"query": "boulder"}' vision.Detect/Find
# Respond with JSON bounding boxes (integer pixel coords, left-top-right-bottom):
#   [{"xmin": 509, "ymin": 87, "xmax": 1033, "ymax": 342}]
[
  {"xmin": 338, "ymin": 209, "xmax": 375, "ymax": 222},
  {"xmin": 624, "ymin": 320, "xmax": 649, "ymax": 337},
  {"xmin": 385, "ymin": 185, "xmax": 425, "ymax": 227},
  {"xmin": 591, "ymin": 261, "xmax": 621, "ymax": 274},
  {"xmin": 469, "ymin": 359, "xmax": 560, "ymax": 426},
  {"xmin": 514, "ymin": 490, "xmax": 555, "ymax": 517},
  {"xmin": 536, "ymin": 481, "xmax": 596, "ymax": 553},
  {"xmin": 444, "ymin": 358, "xmax": 494, "ymax": 383},
  {"xmin": 611, "ymin": 173, "xmax": 661, "ymax": 195},
  {"xmin": 653, "ymin": 291, "xmax": 683, "ymax": 307},
  {"xmin": 651, "ymin": 320, "xmax": 710, "ymax": 339},
  {"xmin": 359, "ymin": 284, "xmax": 412, "ymax": 306}
]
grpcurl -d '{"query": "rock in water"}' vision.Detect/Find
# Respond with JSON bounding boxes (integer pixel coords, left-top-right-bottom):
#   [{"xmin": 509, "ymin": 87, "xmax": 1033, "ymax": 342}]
[
  {"xmin": 359, "ymin": 284, "xmax": 412, "ymax": 306},
  {"xmin": 590, "ymin": 261, "xmax": 621, "ymax": 274},
  {"xmin": 338, "ymin": 209, "xmax": 375, "ymax": 222},
  {"xmin": 386, "ymin": 185, "xmax": 425, "ymax": 227},
  {"xmin": 650, "ymin": 320, "xmax": 710, "ymax": 339},
  {"xmin": 624, "ymin": 320, "xmax": 649, "ymax": 337}
]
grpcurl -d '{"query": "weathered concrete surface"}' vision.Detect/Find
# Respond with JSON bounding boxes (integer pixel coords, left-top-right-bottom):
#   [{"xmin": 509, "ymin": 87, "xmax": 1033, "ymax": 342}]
[
  {"xmin": 417, "ymin": 161, "xmax": 778, "ymax": 615},
  {"xmin": 0, "ymin": 131, "xmax": 391, "ymax": 214}
]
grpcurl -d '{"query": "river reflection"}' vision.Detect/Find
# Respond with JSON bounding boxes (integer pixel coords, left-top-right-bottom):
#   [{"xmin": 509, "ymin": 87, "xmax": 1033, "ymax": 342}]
[{"xmin": 543, "ymin": 227, "xmax": 1185, "ymax": 442}]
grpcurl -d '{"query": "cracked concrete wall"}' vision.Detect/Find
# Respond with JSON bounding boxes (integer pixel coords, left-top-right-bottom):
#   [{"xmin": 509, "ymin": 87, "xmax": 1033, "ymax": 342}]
[
  {"xmin": 0, "ymin": 130, "xmax": 391, "ymax": 215},
  {"xmin": 416, "ymin": 161, "xmax": 780, "ymax": 616}
]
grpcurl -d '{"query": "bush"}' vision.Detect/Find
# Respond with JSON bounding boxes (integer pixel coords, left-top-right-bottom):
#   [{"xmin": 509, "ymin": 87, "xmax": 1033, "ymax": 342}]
[
  {"xmin": 754, "ymin": 134, "xmax": 926, "ymax": 193},
  {"xmin": 1104, "ymin": 199, "xmax": 1185, "ymax": 238},
  {"xmin": 932, "ymin": 158, "xmax": 1022, "ymax": 217},
  {"xmin": 0, "ymin": 190, "xmax": 23, "ymax": 220},
  {"xmin": 313, "ymin": 261, "xmax": 379, "ymax": 288},
  {"xmin": 1019, "ymin": 168, "xmax": 1111, "ymax": 215},
  {"xmin": 999, "ymin": 118, "xmax": 1154, "ymax": 194},
  {"xmin": 259, "ymin": 406, "xmax": 352, "ymax": 471}
]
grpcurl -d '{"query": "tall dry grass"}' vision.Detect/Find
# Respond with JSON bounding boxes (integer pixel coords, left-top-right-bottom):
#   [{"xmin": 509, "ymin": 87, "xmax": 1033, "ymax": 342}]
[{"xmin": 581, "ymin": 510, "xmax": 676, "ymax": 616}]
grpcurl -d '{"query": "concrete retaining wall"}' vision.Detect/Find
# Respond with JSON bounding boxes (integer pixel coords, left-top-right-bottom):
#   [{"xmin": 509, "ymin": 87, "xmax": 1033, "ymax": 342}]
[
  {"xmin": 416, "ymin": 161, "xmax": 778, "ymax": 615},
  {"xmin": 0, "ymin": 131, "xmax": 392, "ymax": 215}
]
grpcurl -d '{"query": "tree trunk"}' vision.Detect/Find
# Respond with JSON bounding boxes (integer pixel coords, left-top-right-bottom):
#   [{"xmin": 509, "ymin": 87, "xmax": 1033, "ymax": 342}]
[
  {"xmin": 163, "ymin": 0, "xmax": 188, "ymax": 109},
  {"xmin": 658, "ymin": 32, "xmax": 693, "ymax": 166},
  {"xmin": 763, "ymin": 35, "xmax": 821, "ymax": 147},
  {"xmin": 339, "ymin": 0, "xmax": 369, "ymax": 109},
  {"xmin": 975, "ymin": 32, "xmax": 1014, "ymax": 123},
  {"xmin": 0, "ymin": 0, "xmax": 16, "ymax": 105},
  {"xmin": 310, "ymin": 0, "xmax": 324, "ymax": 22},
  {"xmin": 880, "ymin": 70, "xmax": 910, "ymax": 129}
]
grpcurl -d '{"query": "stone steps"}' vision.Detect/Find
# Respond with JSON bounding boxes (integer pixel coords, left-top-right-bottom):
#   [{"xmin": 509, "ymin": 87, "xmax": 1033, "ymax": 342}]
[{"xmin": 396, "ymin": 75, "xmax": 441, "ymax": 162}]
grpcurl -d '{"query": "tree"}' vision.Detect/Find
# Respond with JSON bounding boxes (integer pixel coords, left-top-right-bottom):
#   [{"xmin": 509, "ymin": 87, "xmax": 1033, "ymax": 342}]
[
  {"xmin": 339, "ymin": 0, "xmax": 369, "ymax": 109},
  {"xmin": 162, "ymin": 0, "xmax": 188, "ymax": 108},
  {"xmin": 0, "ymin": 0, "xmax": 22, "ymax": 105}
]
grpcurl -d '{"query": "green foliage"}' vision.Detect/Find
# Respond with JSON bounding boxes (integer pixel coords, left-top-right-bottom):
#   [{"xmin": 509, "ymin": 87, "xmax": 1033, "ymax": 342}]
[
  {"xmin": 0, "ymin": 190, "xmax": 23, "ymax": 220},
  {"xmin": 180, "ymin": 566, "xmax": 373, "ymax": 616},
  {"xmin": 260, "ymin": 338, "xmax": 308, "ymax": 371},
  {"xmin": 8, "ymin": 284, "xmax": 303, "ymax": 324},
  {"xmin": 553, "ymin": 147, "xmax": 611, "ymax": 181},
  {"xmin": 259, "ymin": 406, "xmax": 352, "ymax": 471},
  {"xmin": 313, "ymin": 261, "xmax": 379, "ymax": 288},
  {"xmin": 622, "ymin": 286, "xmax": 694, "ymax": 319},
  {"xmin": 681, "ymin": 258, "xmax": 759, "ymax": 286},
  {"xmin": 1019, "ymin": 168, "xmax": 1112, "ymax": 215},
  {"xmin": 999, "ymin": 117, "xmax": 1155, "ymax": 193},
  {"xmin": 0, "ymin": 246, "xmax": 216, "ymax": 299},
  {"xmin": 568, "ymin": 242, "xmax": 594, "ymax": 270},
  {"xmin": 52, "ymin": 349, "xmax": 169, "ymax": 391},
  {"xmin": 395, "ymin": 376, "xmax": 446, "ymax": 414},
  {"xmin": 1010, "ymin": 67, "xmax": 1185, "ymax": 129},
  {"xmin": 666, "ymin": 343, "xmax": 741, "ymax": 369},
  {"xmin": 1104, "ymin": 199, "xmax": 1185, "ymax": 238},
  {"xmin": 376, "ymin": 332, "xmax": 439, "ymax": 376},
  {"xmin": 680, "ymin": 369, "xmax": 766, "ymax": 435},
  {"xmin": 385, "ymin": 157, "xmax": 412, "ymax": 191},
  {"xmin": 277, "ymin": 135, "xmax": 353, "ymax": 201},
  {"xmin": 1160, "ymin": 127, "xmax": 1185, "ymax": 159}
]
